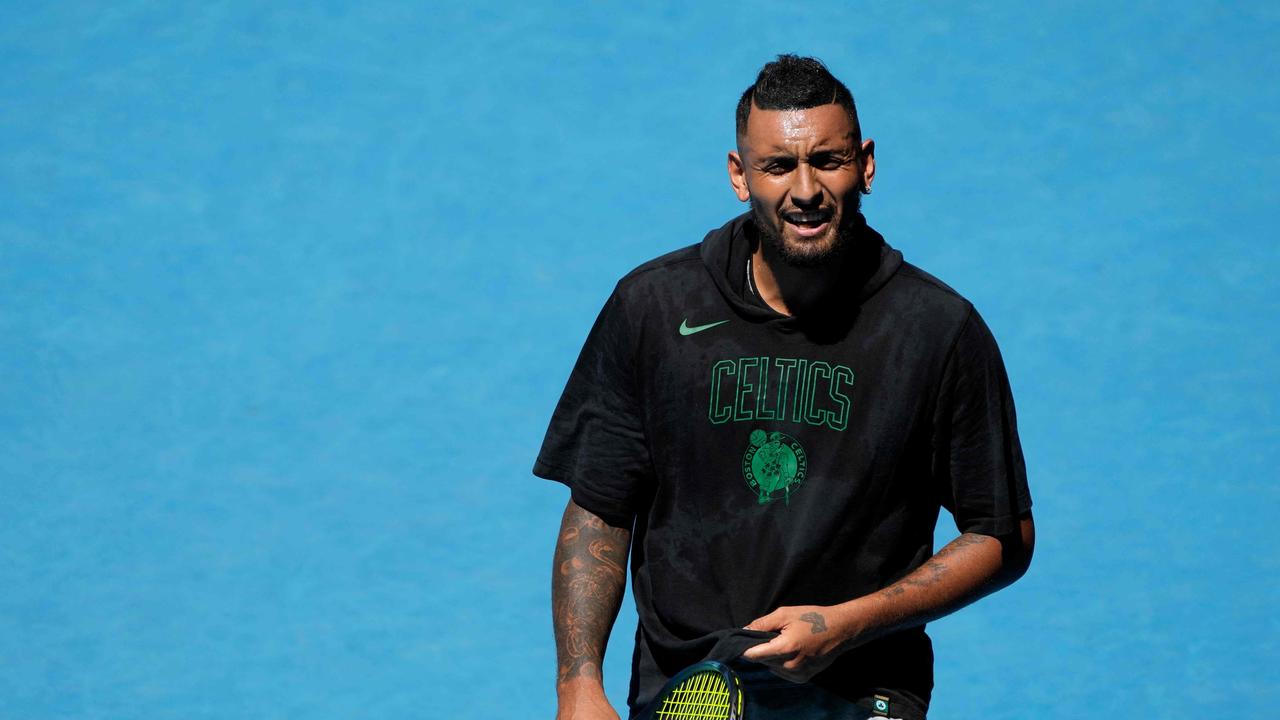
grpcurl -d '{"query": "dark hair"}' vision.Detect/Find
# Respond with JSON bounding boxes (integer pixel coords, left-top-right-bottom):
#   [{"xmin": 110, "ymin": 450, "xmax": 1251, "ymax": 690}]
[{"xmin": 735, "ymin": 54, "xmax": 861, "ymax": 143}]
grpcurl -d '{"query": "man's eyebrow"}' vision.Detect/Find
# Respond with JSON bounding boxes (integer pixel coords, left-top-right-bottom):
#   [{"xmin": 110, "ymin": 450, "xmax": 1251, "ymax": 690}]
[
  {"xmin": 751, "ymin": 152, "xmax": 796, "ymax": 165},
  {"xmin": 753, "ymin": 143, "xmax": 796, "ymax": 156},
  {"xmin": 754, "ymin": 146, "xmax": 853, "ymax": 163},
  {"xmin": 811, "ymin": 142, "xmax": 857, "ymax": 154}
]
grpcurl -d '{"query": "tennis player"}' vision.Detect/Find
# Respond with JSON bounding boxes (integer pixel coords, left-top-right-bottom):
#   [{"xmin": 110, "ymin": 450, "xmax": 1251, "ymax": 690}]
[{"xmin": 536, "ymin": 55, "xmax": 1035, "ymax": 720}]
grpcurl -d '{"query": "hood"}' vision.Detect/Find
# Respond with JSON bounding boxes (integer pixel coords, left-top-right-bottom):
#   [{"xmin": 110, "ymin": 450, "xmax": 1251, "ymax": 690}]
[{"xmin": 698, "ymin": 212, "xmax": 903, "ymax": 333}]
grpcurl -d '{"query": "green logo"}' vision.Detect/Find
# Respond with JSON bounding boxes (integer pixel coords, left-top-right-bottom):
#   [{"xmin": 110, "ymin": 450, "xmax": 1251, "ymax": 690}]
[
  {"xmin": 679, "ymin": 318, "xmax": 729, "ymax": 336},
  {"xmin": 742, "ymin": 429, "xmax": 807, "ymax": 505},
  {"xmin": 872, "ymin": 695, "xmax": 891, "ymax": 716}
]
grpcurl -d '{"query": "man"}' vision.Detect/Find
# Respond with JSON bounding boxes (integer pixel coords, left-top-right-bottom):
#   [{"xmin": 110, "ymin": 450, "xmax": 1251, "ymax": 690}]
[{"xmin": 535, "ymin": 55, "xmax": 1034, "ymax": 720}]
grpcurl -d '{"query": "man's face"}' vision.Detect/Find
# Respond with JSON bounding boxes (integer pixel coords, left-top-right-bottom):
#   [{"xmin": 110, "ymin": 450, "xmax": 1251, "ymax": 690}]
[{"xmin": 728, "ymin": 103, "xmax": 874, "ymax": 267}]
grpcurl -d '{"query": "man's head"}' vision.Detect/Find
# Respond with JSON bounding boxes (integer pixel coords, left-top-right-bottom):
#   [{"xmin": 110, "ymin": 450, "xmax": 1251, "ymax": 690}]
[
  {"xmin": 735, "ymin": 55, "xmax": 862, "ymax": 148},
  {"xmin": 729, "ymin": 55, "xmax": 874, "ymax": 267}
]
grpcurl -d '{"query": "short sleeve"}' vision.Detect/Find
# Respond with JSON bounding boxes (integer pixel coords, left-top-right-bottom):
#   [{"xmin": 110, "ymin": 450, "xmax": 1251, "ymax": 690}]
[
  {"xmin": 932, "ymin": 308, "xmax": 1032, "ymax": 537},
  {"xmin": 533, "ymin": 289, "xmax": 652, "ymax": 528}
]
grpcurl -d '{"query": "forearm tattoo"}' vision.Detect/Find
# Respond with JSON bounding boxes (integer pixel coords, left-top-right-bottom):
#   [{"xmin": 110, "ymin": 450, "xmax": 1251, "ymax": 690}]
[
  {"xmin": 879, "ymin": 533, "xmax": 992, "ymax": 601},
  {"xmin": 799, "ymin": 611, "xmax": 828, "ymax": 634},
  {"xmin": 552, "ymin": 503, "xmax": 630, "ymax": 685}
]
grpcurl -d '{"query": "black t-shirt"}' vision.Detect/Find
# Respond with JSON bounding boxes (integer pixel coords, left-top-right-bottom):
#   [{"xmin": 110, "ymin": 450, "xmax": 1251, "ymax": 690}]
[{"xmin": 535, "ymin": 213, "xmax": 1031, "ymax": 719}]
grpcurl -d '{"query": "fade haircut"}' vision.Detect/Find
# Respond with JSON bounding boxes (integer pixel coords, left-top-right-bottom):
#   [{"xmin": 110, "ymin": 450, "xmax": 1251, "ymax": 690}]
[{"xmin": 735, "ymin": 54, "xmax": 861, "ymax": 146}]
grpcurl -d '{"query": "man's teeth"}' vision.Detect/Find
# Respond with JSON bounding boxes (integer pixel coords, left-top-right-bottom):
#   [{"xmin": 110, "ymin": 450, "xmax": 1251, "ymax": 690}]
[{"xmin": 786, "ymin": 213, "xmax": 830, "ymax": 226}]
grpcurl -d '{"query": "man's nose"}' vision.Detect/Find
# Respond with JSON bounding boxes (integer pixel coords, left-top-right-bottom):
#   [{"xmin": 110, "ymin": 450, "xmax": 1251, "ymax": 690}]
[{"xmin": 791, "ymin": 165, "xmax": 822, "ymax": 207}]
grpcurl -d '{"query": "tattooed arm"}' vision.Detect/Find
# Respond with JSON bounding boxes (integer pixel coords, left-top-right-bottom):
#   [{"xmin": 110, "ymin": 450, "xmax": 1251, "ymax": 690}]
[
  {"xmin": 742, "ymin": 512, "xmax": 1035, "ymax": 682},
  {"xmin": 552, "ymin": 500, "xmax": 632, "ymax": 720}
]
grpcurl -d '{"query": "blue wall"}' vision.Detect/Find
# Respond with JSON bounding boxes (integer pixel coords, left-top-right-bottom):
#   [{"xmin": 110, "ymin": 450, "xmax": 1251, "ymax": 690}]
[{"xmin": 2, "ymin": 3, "xmax": 1277, "ymax": 717}]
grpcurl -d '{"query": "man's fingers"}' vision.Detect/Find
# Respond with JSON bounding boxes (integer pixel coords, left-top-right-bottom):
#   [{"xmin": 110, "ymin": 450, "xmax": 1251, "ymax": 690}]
[
  {"xmin": 749, "ymin": 648, "xmax": 800, "ymax": 666},
  {"xmin": 743, "ymin": 609, "xmax": 783, "ymax": 632},
  {"xmin": 741, "ymin": 636, "xmax": 797, "ymax": 663},
  {"xmin": 740, "ymin": 636, "xmax": 779, "ymax": 660}
]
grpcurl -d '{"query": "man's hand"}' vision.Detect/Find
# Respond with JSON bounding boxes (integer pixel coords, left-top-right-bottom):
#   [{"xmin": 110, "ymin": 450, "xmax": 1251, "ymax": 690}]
[{"xmin": 740, "ymin": 605, "xmax": 853, "ymax": 683}]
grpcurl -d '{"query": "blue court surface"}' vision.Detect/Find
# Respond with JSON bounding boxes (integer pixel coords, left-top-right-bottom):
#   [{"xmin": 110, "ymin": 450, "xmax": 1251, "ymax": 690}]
[{"xmin": 2, "ymin": 3, "xmax": 1277, "ymax": 718}]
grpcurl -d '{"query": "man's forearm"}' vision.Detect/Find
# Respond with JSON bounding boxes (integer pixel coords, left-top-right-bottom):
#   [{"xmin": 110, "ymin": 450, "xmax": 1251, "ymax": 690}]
[
  {"xmin": 742, "ymin": 515, "xmax": 1034, "ymax": 680},
  {"xmin": 834, "ymin": 515, "xmax": 1036, "ymax": 647},
  {"xmin": 551, "ymin": 500, "xmax": 631, "ymax": 691}
]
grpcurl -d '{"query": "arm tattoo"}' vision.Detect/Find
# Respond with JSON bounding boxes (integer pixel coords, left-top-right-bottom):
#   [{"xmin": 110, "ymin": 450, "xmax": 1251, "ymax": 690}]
[
  {"xmin": 879, "ymin": 533, "xmax": 992, "ymax": 600},
  {"xmin": 799, "ymin": 611, "xmax": 828, "ymax": 634},
  {"xmin": 552, "ymin": 502, "xmax": 630, "ymax": 685},
  {"xmin": 949, "ymin": 533, "xmax": 992, "ymax": 549}
]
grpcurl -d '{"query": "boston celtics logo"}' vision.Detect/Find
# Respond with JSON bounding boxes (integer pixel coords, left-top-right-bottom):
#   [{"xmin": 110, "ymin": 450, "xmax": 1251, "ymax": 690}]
[{"xmin": 742, "ymin": 428, "xmax": 807, "ymax": 505}]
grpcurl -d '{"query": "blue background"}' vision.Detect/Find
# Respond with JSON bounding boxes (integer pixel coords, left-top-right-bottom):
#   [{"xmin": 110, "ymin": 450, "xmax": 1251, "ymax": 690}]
[{"xmin": 2, "ymin": 2, "xmax": 1277, "ymax": 718}]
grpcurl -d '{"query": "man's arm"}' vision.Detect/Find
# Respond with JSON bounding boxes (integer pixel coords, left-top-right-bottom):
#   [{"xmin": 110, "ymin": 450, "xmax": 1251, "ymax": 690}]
[
  {"xmin": 552, "ymin": 499, "xmax": 632, "ymax": 719},
  {"xmin": 742, "ymin": 512, "xmax": 1035, "ymax": 682}
]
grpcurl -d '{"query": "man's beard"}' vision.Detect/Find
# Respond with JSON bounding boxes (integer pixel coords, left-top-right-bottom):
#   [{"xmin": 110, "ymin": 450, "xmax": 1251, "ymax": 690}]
[{"xmin": 750, "ymin": 193, "xmax": 862, "ymax": 269}]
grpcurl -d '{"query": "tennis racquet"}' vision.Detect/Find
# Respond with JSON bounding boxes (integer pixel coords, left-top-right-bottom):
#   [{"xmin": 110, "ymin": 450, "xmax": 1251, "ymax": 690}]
[{"xmin": 636, "ymin": 660, "xmax": 746, "ymax": 719}]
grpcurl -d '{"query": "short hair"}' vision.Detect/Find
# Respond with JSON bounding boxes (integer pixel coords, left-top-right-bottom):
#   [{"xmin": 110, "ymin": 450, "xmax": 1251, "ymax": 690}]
[{"xmin": 735, "ymin": 54, "xmax": 861, "ymax": 145}]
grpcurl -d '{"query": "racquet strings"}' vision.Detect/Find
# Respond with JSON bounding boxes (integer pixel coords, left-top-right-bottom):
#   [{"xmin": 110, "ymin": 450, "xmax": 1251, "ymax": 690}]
[{"xmin": 654, "ymin": 668, "xmax": 736, "ymax": 719}]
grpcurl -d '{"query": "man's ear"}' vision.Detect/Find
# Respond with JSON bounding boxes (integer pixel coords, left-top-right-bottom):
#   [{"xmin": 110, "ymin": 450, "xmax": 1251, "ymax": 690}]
[
  {"xmin": 728, "ymin": 151, "xmax": 751, "ymax": 202},
  {"xmin": 860, "ymin": 138, "xmax": 875, "ymax": 192}
]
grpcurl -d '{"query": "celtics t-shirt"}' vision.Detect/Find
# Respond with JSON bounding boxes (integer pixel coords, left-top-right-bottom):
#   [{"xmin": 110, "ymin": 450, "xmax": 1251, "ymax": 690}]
[{"xmin": 534, "ymin": 213, "xmax": 1031, "ymax": 719}]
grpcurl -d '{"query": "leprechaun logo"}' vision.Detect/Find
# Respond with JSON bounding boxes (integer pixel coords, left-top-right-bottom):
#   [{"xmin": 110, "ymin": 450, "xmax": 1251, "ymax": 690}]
[{"xmin": 742, "ymin": 428, "xmax": 808, "ymax": 505}]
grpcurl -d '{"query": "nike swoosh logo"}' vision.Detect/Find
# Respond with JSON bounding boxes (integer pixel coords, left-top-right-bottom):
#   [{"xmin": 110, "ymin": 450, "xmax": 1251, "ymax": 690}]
[{"xmin": 679, "ymin": 318, "xmax": 730, "ymax": 336}]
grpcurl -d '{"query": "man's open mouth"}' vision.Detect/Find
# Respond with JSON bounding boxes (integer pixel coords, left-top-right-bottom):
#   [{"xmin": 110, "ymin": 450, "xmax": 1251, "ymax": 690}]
[
  {"xmin": 783, "ymin": 210, "xmax": 834, "ymax": 236},
  {"xmin": 783, "ymin": 210, "xmax": 833, "ymax": 227}
]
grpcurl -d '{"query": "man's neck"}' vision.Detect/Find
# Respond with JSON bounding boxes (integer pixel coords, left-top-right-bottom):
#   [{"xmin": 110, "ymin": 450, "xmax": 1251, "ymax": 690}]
[{"xmin": 749, "ymin": 242, "xmax": 853, "ymax": 317}]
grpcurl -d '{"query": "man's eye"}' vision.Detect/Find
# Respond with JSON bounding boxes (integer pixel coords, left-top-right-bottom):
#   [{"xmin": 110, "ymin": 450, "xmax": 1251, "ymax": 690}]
[{"xmin": 763, "ymin": 163, "xmax": 793, "ymax": 175}]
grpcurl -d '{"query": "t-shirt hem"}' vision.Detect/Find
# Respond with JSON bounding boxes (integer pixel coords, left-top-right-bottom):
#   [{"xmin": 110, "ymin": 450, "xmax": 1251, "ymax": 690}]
[
  {"xmin": 532, "ymin": 456, "xmax": 571, "ymax": 483},
  {"xmin": 533, "ymin": 457, "xmax": 635, "ymax": 529}
]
